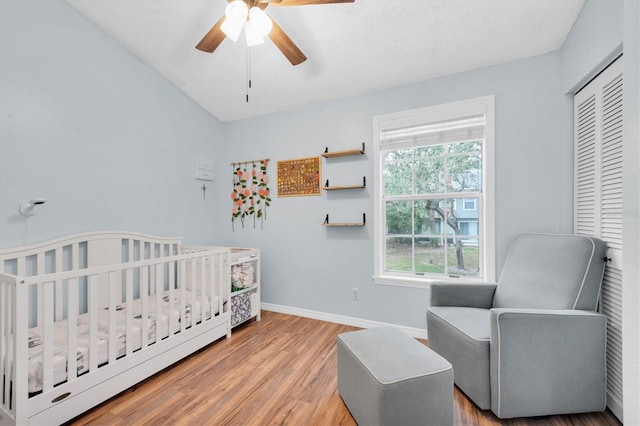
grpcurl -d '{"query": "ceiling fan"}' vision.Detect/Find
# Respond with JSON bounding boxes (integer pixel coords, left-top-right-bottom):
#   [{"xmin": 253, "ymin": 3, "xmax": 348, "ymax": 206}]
[{"xmin": 196, "ymin": 0, "xmax": 355, "ymax": 66}]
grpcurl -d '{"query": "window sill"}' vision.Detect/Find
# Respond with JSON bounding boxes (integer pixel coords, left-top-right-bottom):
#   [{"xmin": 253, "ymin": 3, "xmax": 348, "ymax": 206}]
[{"xmin": 373, "ymin": 274, "xmax": 486, "ymax": 289}]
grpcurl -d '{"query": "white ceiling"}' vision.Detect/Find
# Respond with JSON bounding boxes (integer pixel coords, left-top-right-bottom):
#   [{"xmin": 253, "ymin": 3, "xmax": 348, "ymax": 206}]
[{"xmin": 65, "ymin": 0, "xmax": 585, "ymax": 122}]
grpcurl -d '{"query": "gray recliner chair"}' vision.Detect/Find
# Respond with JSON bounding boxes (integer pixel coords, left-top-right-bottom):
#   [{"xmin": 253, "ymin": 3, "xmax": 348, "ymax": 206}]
[{"xmin": 426, "ymin": 233, "xmax": 608, "ymax": 419}]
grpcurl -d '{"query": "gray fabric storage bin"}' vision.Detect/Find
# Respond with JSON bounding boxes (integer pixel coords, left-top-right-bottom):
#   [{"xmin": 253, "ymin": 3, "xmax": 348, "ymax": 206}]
[{"xmin": 337, "ymin": 327, "xmax": 453, "ymax": 426}]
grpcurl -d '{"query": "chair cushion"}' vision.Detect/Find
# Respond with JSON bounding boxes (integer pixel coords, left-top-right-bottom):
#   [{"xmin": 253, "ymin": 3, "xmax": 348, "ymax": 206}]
[
  {"xmin": 492, "ymin": 233, "xmax": 607, "ymax": 310},
  {"xmin": 426, "ymin": 307, "xmax": 491, "ymax": 409}
]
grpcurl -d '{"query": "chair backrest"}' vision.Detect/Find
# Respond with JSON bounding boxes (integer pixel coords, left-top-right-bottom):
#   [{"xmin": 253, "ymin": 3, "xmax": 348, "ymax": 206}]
[{"xmin": 492, "ymin": 233, "xmax": 607, "ymax": 310}]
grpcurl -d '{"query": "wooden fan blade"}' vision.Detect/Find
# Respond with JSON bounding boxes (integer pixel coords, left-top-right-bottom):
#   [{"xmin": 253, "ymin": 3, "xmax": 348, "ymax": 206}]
[
  {"xmin": 269, "ymin": 19, "xmax": 307, "ymax": 65},
  {"xmin": 270, "ymin": 0, "xmax": 354, "ymax": 5},
  {"xmin": 195, "ymin": 15, "xmax": 226, "ymax": 53}
]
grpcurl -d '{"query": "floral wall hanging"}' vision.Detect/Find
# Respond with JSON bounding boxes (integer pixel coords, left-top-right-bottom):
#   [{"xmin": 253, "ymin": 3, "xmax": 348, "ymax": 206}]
[{"xmin": 231, "ymin": 159, "xmax": 271, "ymax": 230}]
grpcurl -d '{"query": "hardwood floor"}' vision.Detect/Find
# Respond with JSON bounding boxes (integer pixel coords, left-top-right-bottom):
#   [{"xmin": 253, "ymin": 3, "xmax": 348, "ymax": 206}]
[{"xmin": 66, "ymin": 311, "xmax": 620, "ymax": 426}]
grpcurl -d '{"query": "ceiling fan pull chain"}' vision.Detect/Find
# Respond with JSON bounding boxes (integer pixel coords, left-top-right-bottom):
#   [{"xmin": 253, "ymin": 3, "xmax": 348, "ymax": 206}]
[{"xmin": 246, "ymin": 45, "xmax": 252, "ymax": 102}]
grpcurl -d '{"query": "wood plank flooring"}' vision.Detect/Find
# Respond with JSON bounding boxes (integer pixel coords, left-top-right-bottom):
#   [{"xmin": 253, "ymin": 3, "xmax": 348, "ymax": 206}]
[{"xmin": 66, "ymin": 311, "xmax": 620, "ymax": 426}]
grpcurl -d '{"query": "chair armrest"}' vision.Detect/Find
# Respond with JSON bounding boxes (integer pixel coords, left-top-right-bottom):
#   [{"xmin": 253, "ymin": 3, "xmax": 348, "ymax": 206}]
[
  {"xmin": 489, "ymin": 309, "xmax": 607, "ymax": 418},
  {"xmin": 430, "ymin": 282, "xmax": 497, "ymax": 308}
]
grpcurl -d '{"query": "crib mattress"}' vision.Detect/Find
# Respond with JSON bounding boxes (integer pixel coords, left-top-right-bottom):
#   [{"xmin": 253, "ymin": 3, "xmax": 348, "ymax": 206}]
[{"xmin": 27, "ymin": 289, "xmax": 219, "ymax": 393}]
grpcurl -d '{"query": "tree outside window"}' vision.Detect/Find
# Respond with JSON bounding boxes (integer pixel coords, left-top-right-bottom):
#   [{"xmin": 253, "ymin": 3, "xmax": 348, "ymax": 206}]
[{"xmin": 383, "ymin": 140, "xmax": 481, "ymax": 277}]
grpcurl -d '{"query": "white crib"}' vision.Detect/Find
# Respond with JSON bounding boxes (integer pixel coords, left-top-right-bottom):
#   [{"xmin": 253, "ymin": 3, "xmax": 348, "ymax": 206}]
[{"xmin": 0, "ymin": 231, "xmax": 232, "ymax": 425}]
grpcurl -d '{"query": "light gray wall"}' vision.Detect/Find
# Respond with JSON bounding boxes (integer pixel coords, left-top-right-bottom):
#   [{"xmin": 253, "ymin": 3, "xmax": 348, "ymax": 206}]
[
  {"xmin": 0, "ymin": 0, "xmax": 226, "ymax": 249},
  {"xmin": 560, "ymin": 0, "xmax": 624, "ymax": 94},
  {"xmin": 559, "ymin": 0, "xmax": 639, "ymax": 422},
  {"xmin": 217, "ymin": 52, "xmax": 565, "ymax": 329}
]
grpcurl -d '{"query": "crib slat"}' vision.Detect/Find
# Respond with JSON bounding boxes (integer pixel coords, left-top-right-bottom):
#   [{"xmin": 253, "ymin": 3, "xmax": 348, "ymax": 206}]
[
  {"xmin": 108, "ymin": 271, "xmax": 117, "ymax": 364},
  {"xmin": 201, "ymin": 257, "xmax": 206, "ymax": 324},
  {"xmin": 212, "ymin": 254, "xmax": 222, "ymax": 318},
  {"xmin": 189, "ymin": 258, "xmax": 198, "ymax": 326},
  {"xmin": 149, "ymin": 254, "xmax": 156, "ymax": 297},
  {"xmin": 42, "ymin": 281, "xmax": 54, "ymax": 392},
  {"xmin": 0, "ymin": 280, "xmax": 4, "ymax": 372},
  {"xmin": 188, "ymin": 258, "xmax": 197, "ymax": 326},
  {"xmin": 88, "ymin": 274, "xmax": 98, "ymax": 371},
  {"xmin": 216, "ymin": 254, "xmax": 222, "ymax": 316},
  {"xmin": 179, "ymin": 260, "xmax": 186, "ymax": 333},
  {"xmin": 211, "ymin": 254, "xmax": 217, "ymax": 316},
  {"xmin": 168, "ymin": 261, "xmax": 175, "ymax": 337},
  {"xmin": 55, "ymin": 248, "xmax": 64, "ymax": 321},
  {"xmin": 212, "ymin": 254, "xmax": 218, "ymax": 316},
  {"xmin": 0, "ymin": 279, "xmax": 9, "ymax": 413},
  {"xmin": 220, "ymin": 253, "xmax": 227, "ymax": 317},
  {"xmin": 13, "ymin": 280, "xmax": 29, "ymax": 422},
  {"xmin": 125, "ymin": 269, "xmax": 134, "ymax": 356},
  {"xmin": 67, "ymin": 277, "xmax": 79, "ymax": 382},
  {"xmin": 141, "ymin": 266, "xmax": 149, "ymax": 349},
  {"xmin": 37, "ymin": 254, "xmax": 45, "ymax": 327},
  {"xmin": 5, "ymin": 283, "xmax": 14, "ymax": 412},
  {"xmin": 155, "ymin": 264, "xmax": 162, "ymax": 343}
]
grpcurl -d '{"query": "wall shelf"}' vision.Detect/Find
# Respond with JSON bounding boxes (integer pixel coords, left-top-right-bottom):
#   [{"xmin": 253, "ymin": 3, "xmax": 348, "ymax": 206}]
[
  {"xmin": 321, "ymin": 143, "xmax": 365, "ymax": 158},
  {"xmin": 323, "ymin": 176, "xmax": 366, "ymax": 191},
  {"xmin": 323, "ymin": 213, "xmax": 366, "ymax": 227}
]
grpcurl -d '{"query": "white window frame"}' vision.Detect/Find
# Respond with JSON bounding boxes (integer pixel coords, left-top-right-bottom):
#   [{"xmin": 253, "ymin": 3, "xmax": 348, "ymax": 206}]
[{"xmin": 373, "ymin": 96, "xmax": 496, "ymax": 288}]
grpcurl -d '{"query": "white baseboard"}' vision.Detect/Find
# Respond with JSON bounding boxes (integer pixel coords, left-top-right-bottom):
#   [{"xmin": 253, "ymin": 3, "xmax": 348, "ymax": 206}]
[
  {"xmin": 261, "ymin": 303, "xmax": 429, "ymax": 340},
  {"xmin": 606, "ymin": 391, "xmax": 623, "ymax": 422}
]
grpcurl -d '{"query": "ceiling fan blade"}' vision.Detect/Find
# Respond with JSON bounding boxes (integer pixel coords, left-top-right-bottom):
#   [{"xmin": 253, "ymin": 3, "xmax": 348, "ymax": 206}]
[
  {"xmin": 268, "ymin": 19, "xmax": 307, "ymax": 65},
  {"xmin": 195, "ymin": 15, "xmax": 226, "ymax": 53},
  {"xmin": 269, "ymin": 0, "xmax": 354, "ymax": 5}
]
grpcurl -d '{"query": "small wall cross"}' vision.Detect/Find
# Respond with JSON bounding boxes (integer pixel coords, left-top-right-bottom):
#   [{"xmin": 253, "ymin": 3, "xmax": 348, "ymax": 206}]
[{"xmin": 201, "ymin": 184, "xmax": 208, "ymax": 199}]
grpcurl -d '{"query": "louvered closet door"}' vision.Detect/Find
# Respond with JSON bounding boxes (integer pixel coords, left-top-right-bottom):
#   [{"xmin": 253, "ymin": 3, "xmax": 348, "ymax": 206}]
[{"xmin": 574, "ymin": 55, "xmax": 623, "ymax": 421}]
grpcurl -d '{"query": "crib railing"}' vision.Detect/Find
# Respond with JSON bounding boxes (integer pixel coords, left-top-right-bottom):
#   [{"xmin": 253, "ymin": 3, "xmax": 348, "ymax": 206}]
[{"xmin": 0, "ymin": 247, "xmax": 228, "ymax": 424}]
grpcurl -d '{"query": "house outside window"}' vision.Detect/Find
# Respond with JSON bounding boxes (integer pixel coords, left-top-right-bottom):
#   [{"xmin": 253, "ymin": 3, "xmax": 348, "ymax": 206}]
[{"xmin": 373, "ymin": 96, "xmax": 495, "ymax": 287}]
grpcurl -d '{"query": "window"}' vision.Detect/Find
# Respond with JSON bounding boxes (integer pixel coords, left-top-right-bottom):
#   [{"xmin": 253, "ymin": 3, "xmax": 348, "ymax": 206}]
[
  {"xmin": 463, "ymin": 198, "xmax": 477, "ymax": 211},
  {"xmin": 373, "ymin": 96, "xmax": 495, "ymax": 287}
]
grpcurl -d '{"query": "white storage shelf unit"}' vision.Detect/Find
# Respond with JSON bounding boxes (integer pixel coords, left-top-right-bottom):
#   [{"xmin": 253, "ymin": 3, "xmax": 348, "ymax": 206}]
[{"xmin": 229, "ymin": 248, "xmax": 260, "ymax": 327}]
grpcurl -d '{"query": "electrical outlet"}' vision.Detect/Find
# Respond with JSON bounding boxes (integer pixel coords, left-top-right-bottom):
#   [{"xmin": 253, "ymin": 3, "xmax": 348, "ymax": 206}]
[{"xmin": 352, "ymin": 288, "xmax": 359, "ymax": 300}]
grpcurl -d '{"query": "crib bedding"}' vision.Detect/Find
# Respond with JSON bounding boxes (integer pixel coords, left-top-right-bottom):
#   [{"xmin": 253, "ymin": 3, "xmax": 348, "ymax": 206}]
[{"xmin": 27, "ymin": 289, "xmax": 220, "ymax": 393}]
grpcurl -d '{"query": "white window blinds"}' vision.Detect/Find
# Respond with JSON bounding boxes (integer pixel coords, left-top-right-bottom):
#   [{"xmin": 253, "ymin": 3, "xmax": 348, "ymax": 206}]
[{"xmin": 380, "ymin": 115, "xmax": 485, "ymax": 150}]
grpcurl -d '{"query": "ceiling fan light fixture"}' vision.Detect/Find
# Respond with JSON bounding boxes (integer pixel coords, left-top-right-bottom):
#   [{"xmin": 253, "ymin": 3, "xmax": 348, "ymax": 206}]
[
  {"xmin": 245, "ymin": 7, "xmax": 272, "ymax": 46},
  {"xmin": 249, "ymin": 7, "xmax": 273, "ymax": 37},
  {"xmin": 245, "ymin": 21, "xmax": 265, "ymax": 46},
  {"xmin": 221, "ymin": 0, "xmax": 248, "ymax": 42}
]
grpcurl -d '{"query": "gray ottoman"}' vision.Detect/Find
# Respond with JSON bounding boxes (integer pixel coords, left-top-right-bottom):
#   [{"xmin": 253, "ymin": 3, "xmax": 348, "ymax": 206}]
[{"xmin": 337, "ymin": 327, "xmax": 453, "ymax": 426}]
